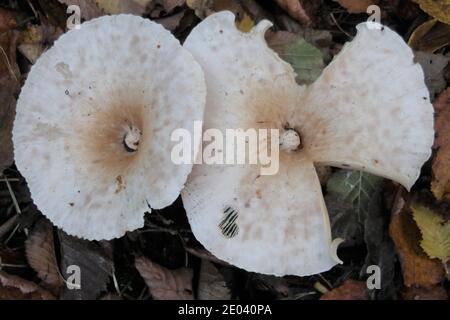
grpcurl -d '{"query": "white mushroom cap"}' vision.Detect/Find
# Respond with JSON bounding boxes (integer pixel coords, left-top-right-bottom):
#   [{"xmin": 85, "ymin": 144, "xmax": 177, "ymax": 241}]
[
  {"xmin": 13, "ymin": 15, "xmax": 206, "ymax": 240},
  {"xmin": 182, "ymin": 12, "xmax": 433, "ymax": 276}
]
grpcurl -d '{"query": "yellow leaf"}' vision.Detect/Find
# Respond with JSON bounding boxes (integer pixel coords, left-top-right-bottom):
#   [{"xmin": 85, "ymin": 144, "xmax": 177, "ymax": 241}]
[
  {"xmin": 412, "ymin": 204, "xmax": 450, "ymax": 264},
  {"xmin": 95, "ymin": 0, "xmax": 151, "ymax": 15},
  {"xmin": 236, "ymin": 13, "xmax": 254, "ymax": 33},
  {"xmin": 413, "ymin": 0, "xmax": 450, "ymax": 25}
]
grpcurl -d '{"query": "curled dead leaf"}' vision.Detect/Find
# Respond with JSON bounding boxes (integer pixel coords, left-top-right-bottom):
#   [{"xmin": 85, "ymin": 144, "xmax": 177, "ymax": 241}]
[
  {"xmin": 135, "ymin": 256, "xmax": 193, "ymax": 300},
  {"xmin": 408, "ymin": 19, "xmax": 450, "ymax": 53}
]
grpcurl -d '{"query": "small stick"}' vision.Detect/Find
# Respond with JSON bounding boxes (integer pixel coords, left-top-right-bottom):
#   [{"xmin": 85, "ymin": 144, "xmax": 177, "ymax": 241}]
[
  {"xmin": 329, "ymin": 13, "xmax": 352, "ymax": 39},
  {"xmin": 3, "ymin": 175, "xmax": 22, "ymax": 215}
]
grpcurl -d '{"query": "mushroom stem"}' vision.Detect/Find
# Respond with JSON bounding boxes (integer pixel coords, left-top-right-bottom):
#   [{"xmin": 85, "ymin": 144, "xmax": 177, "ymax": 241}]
[
  {"xmin": 280, "ymin": 128, "xmax": 301, "ymax": 152},
  {"xmin": 123, "ymin": 126, "xmax": 141, "ymax": 152}
]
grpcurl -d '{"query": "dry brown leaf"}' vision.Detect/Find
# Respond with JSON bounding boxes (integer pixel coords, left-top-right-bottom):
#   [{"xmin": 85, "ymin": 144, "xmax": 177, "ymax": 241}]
[
  {"xmin": 402, "ymin": 285, "xmax": 448, "ymax": 300},
  {"xmin": 274, "ymin": 0, "xmax": 313, "ymax": 26},
  {"xmin": 334, "ymin": 0, "xmax": 378, "ymax": 14},
  {"xmin": 408, "ymin": 19, "xmax": 450, "ymax": 53},
  {"xmin": 155, "ymin": 11, "xmax": 185, "ymax": 31},
  {"xmin": 58, "ymin": 231, "xmax": 114, "ymax": 300},
  {"xmin": 0, "ymin": 8, "xmax": 17, "ymax": 33},
  {"xmin": 432, "ymin": 88, "xmax": 450, "ymax": 200},
  {"xmin": 57, "ymin": 0, "xmax": 103, "ymax": 20},
  {"xmin": 25, "ymin": 219, "xmax": 63, "ymax": 293},
  {"xmin": 197, "ymin": 260, "xmax": 230, "ymax": 300},
  {"xmin": 0, "ymin": 271, "xmax": 55, "ymax": 300},
  {"xmin": 184, "ymin": 245, "xmax": 229, "ymax": 266},
  {"xmin": 414, "ymin": 52, "xmax": 450, "ymax": 98},
  {"xmin": 320, "ymin": 280, "xmax": 367, "ymax": 300},
  {"xmin": 0, "ymin": 19, "xmax": 20, "ymax": 174},
  {"xmin": 135, "ymin": 256, "xmax": 193, "ymax": 300},
  {"xmin": 389, "ymin": 192, "xmax": 445, "ymax": 287},
  {"xmin": 159, "ymin": 0, "xmax": 186, "ymax": 12}
]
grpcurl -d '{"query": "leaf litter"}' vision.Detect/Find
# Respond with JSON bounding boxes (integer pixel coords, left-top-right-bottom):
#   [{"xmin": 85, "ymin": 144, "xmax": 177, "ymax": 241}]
[{"xmin": 0, "ymin": 0, "xmax": 449, "ymax": 300}]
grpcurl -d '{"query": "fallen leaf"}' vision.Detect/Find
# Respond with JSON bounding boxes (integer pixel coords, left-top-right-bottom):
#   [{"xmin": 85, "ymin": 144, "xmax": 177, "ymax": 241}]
[
  {"xmin": 432, "ymin": 88, "xmax": 450, "ymax": 200},
  {"xmin": 249, "ymin": 274, "xmax": 290, "ymax": 299},
  {"xmin": 155, "ymin": 11, "xmax": 186, "ymax": 31},
  {"xmin": 0, "ymin": 271, "xmax": 55, "ymax": 300},
  {"xmin": 274, "ymin": 0, "xmax": 313, "ymax": 26},
  {"xmin": 320, "ymin": 280, "xmax": 367, "ymax": 300},
  {"xmin": 267, "ymin": 31, "xmax": 325, "ymax": 85},
  {"xmin": 325, "ymin": 170, "xmax": 383, "ymax": 246},
  {"xmin": 412, "ymin": 203, "xmax": 450, "ymax": 264},
  {"xmin": 413, "ymin": 0, "xmax": 450, "ymax": 25},
  {"xmin": 158, "ymin": 0, "xmax": 186, "ymax": 12},
  {"xmin": 389, "ymin": 193, "xmax": 446, "ymax": 287},
  {"xmin": 197, "ymin": 260, "xmax": 231, "ymax": 300},
  {"xmin": 334, "ymin": 0, "xmax": 378, "ymax": 14},
  {"xmin": 0, "ymin": 16, "xmax": 20, "ymax": 174},
  {"xmin": 184, "ymin": 245, "xmax": 230, "ymax": 266},
  {"xmin": 187, "ymin": 0, "xmax": 255, "ymax": 31},
  {"xmin": 186, "ymin": 0, "xmax": 212, "ymax": 19},
  {"xmin": 58, "ymin": 231, "xmax": 113, "ymax": 300},
  {"xmin": 18, "ymin": 22, "xmax": 63, "ymax": 64},
  {"xmin": 236, "ymin": 12, "xmax": 254, "ymax": 33},
  {"xmin": 18, "ymin": 44, "xmax": 45, "ymax": 64},
  {"xmin": 135, "ymin": 256, "xmax": 193, "ymax": 300},
  {"xmin": 414, "ymin": 52, "xmax": 450, "ymax": 98},
  {"xmin": 0, "ymin": 8, "xmax": 17, "ymax": 33},
  {"xmin": 408, "ymin": 19, "xmax": 450, "ymax": 53},
  {"xmin": 25, "ymin": 219, "xmax": 63, "ymax": 293},
  {"xmin": 402, "ymin": 285, "xmax": 448, "ymax": 300},
  {"xmin": 57, "ymin": 0, "xmax": 103, "ymax": 20},
  {"xmin": 95, "ymin": 0, "xmax": 153, "ymax": 15}
]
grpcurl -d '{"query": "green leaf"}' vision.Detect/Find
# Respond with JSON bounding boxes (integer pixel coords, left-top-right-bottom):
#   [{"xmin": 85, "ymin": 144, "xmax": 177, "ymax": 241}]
[
  {"xmin": 412, "ymin": 204, "xmax": 450, "ymax": 264},
  {"xmin": 274, "ymin": 36, "xmax": 324, "ymax": 85},
  {"xmin": 327, "ymin": 170, "xmax": 383, "ymax": 221},
  {"xmin": 326, "ymin": 170, "xmax": 383, "ymax": 245}
]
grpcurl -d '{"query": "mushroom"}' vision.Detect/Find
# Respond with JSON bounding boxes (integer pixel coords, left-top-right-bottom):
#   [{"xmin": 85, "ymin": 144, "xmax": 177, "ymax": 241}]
[
  {"xmin": 181, "ymin": 12, "xmax": 434, "ymax": 276},
  {"xmin": 12, "ymin": 15, "xmax": 206, "ymax": 240}
]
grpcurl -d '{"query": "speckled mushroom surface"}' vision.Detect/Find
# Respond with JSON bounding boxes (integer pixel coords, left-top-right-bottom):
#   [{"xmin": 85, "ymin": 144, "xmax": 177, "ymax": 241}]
[
  {"xmin": 182, "ymin": 11, "xmax": 434, "ymax": 276},
  {"xmin": 13, "ymin": 15, "xmax": 206, "ymax": 240}
]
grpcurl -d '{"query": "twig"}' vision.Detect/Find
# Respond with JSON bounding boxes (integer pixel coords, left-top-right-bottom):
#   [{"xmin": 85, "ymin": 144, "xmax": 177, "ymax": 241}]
[
  {"xmin": 3, "ymin": 223, "xmax": 19, "ymax": 246},
  {"xmin": 0, "ymin": 178, "xmax": 19, "ymax": 182},
  {"xmin": 26, "ymin": 0, "xmax": 39, "ymax": 19},
  {"xmin": 0, "ymin": 213, "xmax": 19, "ymax": 239},
  {"xmin": 0, "ymin": 46, "xmax": 19, "ymax": 83},
  {"xmin": 329, "ymin": 12, "xmax": 352, "ymax": 39},
  {"xmin": 318, "ymin": 273, "xmax": 333, "ymax": 289},
  {"xmin": 313, "ymin": 281, "xmax": 330, "ymax": 294},
  {"xmin": 3, "ymin": 175, "xmax": 22, "ymax": 215}
]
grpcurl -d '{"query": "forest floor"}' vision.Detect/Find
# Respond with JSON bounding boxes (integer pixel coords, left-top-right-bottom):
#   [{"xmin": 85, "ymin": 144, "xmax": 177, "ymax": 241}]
[{"xmin": 0, "ymin": 0, "xmax": 449, "ymax": 300}]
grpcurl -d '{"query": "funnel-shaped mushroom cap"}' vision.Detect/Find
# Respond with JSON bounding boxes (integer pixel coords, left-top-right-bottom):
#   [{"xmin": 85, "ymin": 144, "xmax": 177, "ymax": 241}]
[
  {"xmin": 13, "ymin": 15, "xmax": 206, "ymax": 240},
  {"xmin": 182, "ymin": 11, "xmax": 433, "ymax": 276}
]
